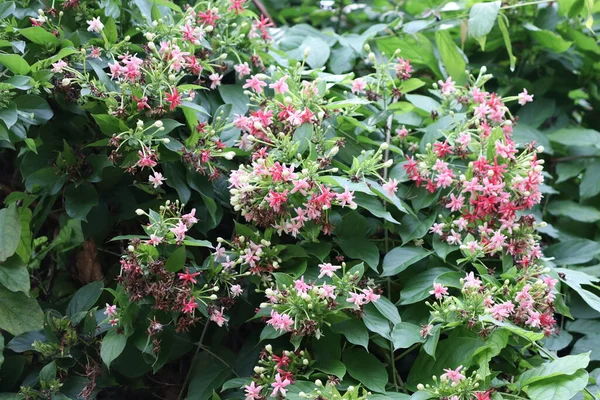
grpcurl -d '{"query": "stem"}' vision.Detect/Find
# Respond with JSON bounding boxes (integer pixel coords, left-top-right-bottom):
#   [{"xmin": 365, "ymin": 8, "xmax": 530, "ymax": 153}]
[
  {"xmin": 177, "ymin": 321, "xmax": 210, "ymax": 400},
  {"xmin": 551, "ymin": 154, "xmax": 600, "ymax": 163},
  {"xmin": 251, "ymin": 0, "xmax": 276, "ymax": 26},
  {"xmin": 500, "ymin": 0, "xmax": 553, "ymax": 10},
  {"xmin": 395, "ymin": 343, "xmax": 420, "ymax": 361}
]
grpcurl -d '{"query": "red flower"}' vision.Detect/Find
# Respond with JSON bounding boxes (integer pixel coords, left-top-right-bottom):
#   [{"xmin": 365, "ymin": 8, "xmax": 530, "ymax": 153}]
[
  {"xmin": 178, "ymin": 268, "xmax": 201, "ymax": 284},
  {"xmin": 133, "ymin": 95, "xmax": 150, "ymax": 111},
  {"xmin": 165, "ymin": 88, "xmax": 182, "ymax": 111},
  {"xmin": 228, "ymin": 0, "xmax": 245, "ymax": 13}
]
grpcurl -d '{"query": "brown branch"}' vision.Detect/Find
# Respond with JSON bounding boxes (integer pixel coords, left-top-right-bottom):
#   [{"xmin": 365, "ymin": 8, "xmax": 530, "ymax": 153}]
[{"xmin": 252, "ymin": 0, "xmax": 277, "ymax": 27}]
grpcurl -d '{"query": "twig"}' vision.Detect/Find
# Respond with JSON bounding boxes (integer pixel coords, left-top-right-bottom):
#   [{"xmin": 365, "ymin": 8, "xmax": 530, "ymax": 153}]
[{"xmin": 177, "ymin": 322, "xmax": 210, "ymax": 400}]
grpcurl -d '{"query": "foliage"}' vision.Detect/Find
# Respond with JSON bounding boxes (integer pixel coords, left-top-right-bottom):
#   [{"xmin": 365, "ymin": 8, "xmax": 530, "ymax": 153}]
[{"xmin": 0, "ymin": 0, "xmax": 599, "ymax": 400}]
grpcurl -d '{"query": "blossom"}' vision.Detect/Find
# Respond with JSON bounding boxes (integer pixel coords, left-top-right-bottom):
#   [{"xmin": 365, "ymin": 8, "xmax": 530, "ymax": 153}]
[
  {"xmin": 294, "ymin": 276, "xmax": 311, "ymax": 294},
  {"xmin": 104, "ymin": 304, "xmax": 117, "ymax": 317},
  {"xmin": 146, "ymin": 234, "xmax": 163, "ymax": 247},
  {"xmin": 318, "ymin": 263, "xmax": 341, "ymax": 278},
  {"xmin": 446, "ymin": 193, "xmax": 464, "ymax": 212},
  {"xmin": 170, "ymin": 221, "xmax": 188, "ymax": 241},
  {"xmin": 230, "ymin": 284, "xmax": 243, "ymax": 297},
  {"xmin": 182, "ymin": 298, "xmax": 197, "ymax": 314},
  {"xmin": 351, "ymin": 78, "xmax": 366, "ymax": 94},
  {"xmin": 90, "ymin": 46, "xmax": 102, "ymax": 59},
  {"xmin": 229, "ymin": 0, "xmax": 246, "ymax": 14},
  {"xmin": 336, "ymin": 186, "xmax": 357, "ymax": 209},
  {"xmin": 347, "ymin": 292, "xmax": 366, "ymax": 305},
  {"xmin": 209, "ymin": 73, "xmax": 223, "ymax": 89},
  {"xmin": 441, "ymin": 365, "xmax": 465, "ymax": 383},
  {"xmin": 267, "ymin": 310, "xmax": 294, "ymax": 332},
  {"xmin": 518, "ymin": 88, "xmax": 534, "ymax": 105},
  {"xmin": 270, "ymin": 373, "xmax": 291, "ymax": 397},
  {"xmin": 243, "ymin": 75, "xmax": 267, "ymax": 93},
  {"xmin": 244, "ymin": 382, "xmax": 262, "ymax": 400},
  {"xmin": 234, "ymin": 62, "xmax": 251, "ymax": 78},
  {"xmin": 86, "ymin": 17, "xmax": 104, "ymax": 33},
  {"xmin": 489, "ymin": 301, "xmax": 514, "ymax": 321},
  {"xmin": 362, "ymin": 288, "xmax": 380, "ymax": 303},
  {"xmin": 429, "ymin": 283, "xmax": 449, "ymax": 300},
  {"xmin": 149, "ymin": 171, "xmax": 165, "ymax": 188},
  {"xmin": 51, "ymin": 60, "xmax": 67, "ymax": 73},
  {"xmin": 181, "ymin": 209, "xmax": 198, "ymax": 227},
  {"xmin": 178, "ymin": 268, "xmax": 201, "ymax": 284},
  {"xmin": 165, "ymin": 88, "xmax": 182, "ymax": 111},
  {"xmin": 269, "ymin": 76, "xmax": 289, "ymax": 94},
  {"xmin": 210, "ymin": 307, "xmax": 227, "ymax": 327},
  {"xmin": 383, "ymin": 178, "xmax": 399, "ymax": 196},
  {"xmin": 438, "ymin": 76, "xmax": 456, "ymax": 95},
  {"xmin": 463, "ymin": 272, "xmax": 482, "ymax": 289}
]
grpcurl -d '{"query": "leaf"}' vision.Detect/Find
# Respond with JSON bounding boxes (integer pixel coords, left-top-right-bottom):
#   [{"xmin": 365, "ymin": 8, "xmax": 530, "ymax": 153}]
[
  {"xmin": 405, "ymin": 94, "xmax": 440, "ymax": 113},
  {"xmin": 218, "ymin": 85, "xmax": 249, "ymax": 116},
  {"xmin": 64, "ymin": 183, "xmax": 99, "ymax": 221},
  {"xmin": 398, "ymin": 267, "xmax": 452, "ymax": 305},
  {"xmin": 391, "ymin": 322, "xmax": 425, "ymax": 350},
  {"xmin": 525, "ymin": 369, "xmax": 589, "ymax": 400},
  {"xmin": 292, "ymin": 36, "xmax": 330, "ymax": 69},
  {"xmin": 353, "ymin": 193, "xmax": 399, "ymax": 224},
  {"xmin": 328, "ymin": 46, "xmax": 356, "ymax": 74},
  {"xmin": 381, "ymin": 246, "xmax": 431, "ymax": 277},
  {"xmin": 547, "ymin": 200, "xmax": 600, "ymax": 223},
  {"xmin": 164, "ymin": 163, "xmax": 191, "ymax": 204},
  {"xmin": 0, "ymin": 255, "xmax": 30, "ymax": 294},
  {"xmin": 375, "ymin": 34, "xmax": 442, "ymax": 78},
  {"xmin": 0, "ymin": 204, "xmax": 21, "ymax": 262},
  {"xmin": 0, "ymin": 285, "xmax": 44, "ymax": 336},
  {"xmin": 0, "ymin": 54, "xmax": 30, "ymax": 75},
  {"xmin": 165, "ymin": 246, "xmax": 186, "ymax": 273},
  {"xmin": 187, "ymin": 352, "xmax": 232, "ymax": 400},
  {"xmin": 13, "ymin": 95, "xmax": 53, "ymax": 125},
  {"xmin": 556, "ymin": 268, "xmax": 600, "ymax": 313},
  {"xmin": 342, "ymin": 348, "xmax": 388, "ymax": 393},
  {"xmin": 66, "ymin": 281, "xmax": 104, "ymax": 317},
  {"xmin": 18, "ymin": 27, "xmax": 59, "ymax": 46},
  {"xmin": 524, "ymin": 23, "xmax": 573, "ymax": 53},
  {"xmin": 315, "ymin": 358, "xmax": 346, "ymax": 378},
  {"xmin": 547, "ymin": 128, "xmax": 600, "ymax": 148},
  {"xmin": 331, "ymin": 318, "xmax": 369, "ymax": 349},
  {"xmin": 373, "ymin": 296, "xmax": 401, "ymax": 324},
  {"xmin": 580, "ymin": 161, "xmax": 600, "ymax": 199},
  {"xmin": 515, "ymin": 352, "xmax": 590, "ymax": 389},
  {"xmin": 435, "ymin": 30, "xmax": 467, "ymax": 85},
  {"xmin": 468, "ymin": 1, "xmax": 501, "ymax": 49},
  {"xmin": 101, "ymin": 329, "xmax": 127, "ymax": 368},
  {"xmin": 545, "ymin": 239, "xmax": 600, "ymax": 266},
  {"xmin": 362, "ymin": 302, "xmax": 392, "ymax": 339}
]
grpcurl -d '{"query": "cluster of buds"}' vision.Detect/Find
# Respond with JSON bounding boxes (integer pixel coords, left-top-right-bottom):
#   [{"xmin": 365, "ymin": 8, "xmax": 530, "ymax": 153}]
[
  {"xmin": 117, "ymin": 201, "xmax": 241, "ymax": 333},
  {"xmin": 423, "ymin": 270, "xmax": 558, "ymax": 338},
  {"xmin": 299, "ymin": 381, "xmax": 371, "ymax": 400},
  {"xmin": 404, "ymin": 69, "xmax": 543, "ymax": 268},
  {"xmin": 416, "ymin": 367, "xmax": 492, "ymax": 400},
  {"xmin": 244, "ymin": 346, "xmax": 312, "ymax": 399},
  {"xmin": 259, "ymin": 263, "xmax": 380, "ymax": 338}
]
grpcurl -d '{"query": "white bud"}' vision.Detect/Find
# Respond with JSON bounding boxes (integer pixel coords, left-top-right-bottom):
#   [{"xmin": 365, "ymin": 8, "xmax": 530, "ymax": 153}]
[
  {"xmin": 380, "ymin": 142, "xmax": 389, "ymax": 150},
  {"xmin": 209, "ymin": 294, "xmax": 217, "ymax": 300},
  {"xmin": 417, "ymin": 384, "xmax": 425, "ymax": 391},
  {"xmin": 315, "ymin": 379, "xmax": 322, "ymax": 387},
  {"xmin": 162, "ymin": 138, "xmax": 170, "ymax": 144},
  {"xmin": 537, "ymin": 145, "xmax": 545, "ymax": 153},
  {"xmin": 148, "ymin": 42, "xmax": 156, "ymax": 51},
  {"xmin": 135, "ymin": 209, "xmax": 145, "ymax": 215},
  {"xmin": 154, "ymin": 120, "xmax": 163, "ymax": 128},
  {"xmin": 205, "ymin": 24, "xmax": 214, "ymax": 32},
  {"xmin": 480, "ymin": 66, "xmax": 487, "ymax": 74},
  {"xmin": 383, "ymin": 159, "xmax": 393, "ymax": 168},
  {"xmin": 137, "ymin": 120, "xmax": 144, "ymax": 128},
  {"xmin": 329, "ymin": 146, "xmax": 339, "ymax": 157},
  {"xmin": 304, "ymin": 47, "xmax": 311, "ymax": 58},
  {"xmin": 265, "ymin": 344, "xmax": 272, "ymax": 353},
  {"xmin": 128, "ymin": 245, "xmax": 135, "ymax": 252},
  {"xmin": 224, "ymin": 151, "xmax": 236, "ymax": 160},
  {"xmin": 61, "ymin": 78, "xmax": 71, "ymax": 86}
]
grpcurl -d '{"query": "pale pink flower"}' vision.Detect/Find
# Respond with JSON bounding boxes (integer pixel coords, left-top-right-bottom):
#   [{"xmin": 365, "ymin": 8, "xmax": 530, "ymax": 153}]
[
  {"xmin": 230, "ymin": 284, "xmax": 243, "ymax": 298},
  {"xmin": 181, "ymin": 209, "xmax": 198, "ymax": 227},
  {"xmin": 294, "ymin": 276, "xmax": 311, "ymax": 294},
  {"xmin": 336, "ymin": 186, "xmax": 357, "ymax": 209},
  {"xmin": 234, "ymin": 62, "xmax": 251, "ymax": 79},
  {"xmin": 146, "ymin": 234, "xmax": 163, "ymax": 247},
  {"xmin": 518, "ymin": 88, "xmax": 534, "ymax": 105},
  {"xmin": 463, "ymin": 272, "xmax": 482, "ymax": 289},
  {"xmin": 104, "ymin": 304, "xmax": 117, "ymax": 317},
  {"xmin": 318, "ymin": 263, "xmax": 341, "ymax": 278},
  {"xmin": 86, "ymin": 17, "xmax": 104, "ymax": 33},
  {"xmin": 346, "ymin": 292, "xmax": 366, "ymax": 305},
  {"xmin": 52, "ymin": 60, "xmax": 67, "ymax": 73},
  {"xmin": 209, "ymin": 73, "xmax": 223, "ymax": 89},
  {"xmin": 148, "ymin": 171, "xmax": 165, "ymax": 188},
  {"xmin": 351, "ymin": 78, "xmax": 366, "ymax": 94},
  {"xmin": 446, "ymin": 193, "xmax": 464, "ymax": 212},
  {"xmin": 269, "ymin": 76, "xmax": 289, "ymax": 94},
  {"xmin": 210, "ymin": 307, "xmax": 227, "ymax": 327},
  {"xmin": 382, "ymin": 178, "xmax": 399, "ymax": 196},
  {"xmin": 243, "ymin": 75, "xmax": 267, "ymax": 94},
  {"xmin": 170, "ymin": 221, "xmax": 188, "ymax": 241},
  {"xmin": 362, "ymin": 288, "xmax": 380, "ymax": 303},
  {"xmin": 244, "ymin": 382, "xmax": 263, "ymax": 400},
  {"xmin": 270, "ymin": 373, "xmax": 291, "ymax": 397},
  {"xmin": 429, "ymin": 283, "xmax": 448, "ymax": 300},
  {"xmin": 438, "ymin": 76, "xmax": 456, "ymax": 95},
  {"xmin": 441, "ymin": 365, "xmax": 465, "ymax": 383}
]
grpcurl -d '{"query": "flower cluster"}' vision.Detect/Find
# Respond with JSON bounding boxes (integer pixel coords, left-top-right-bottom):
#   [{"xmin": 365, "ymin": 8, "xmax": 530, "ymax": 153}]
[
  {"xmin": 416, "ymin": 367, "xmax": 491, "ymax": 400},
  {"xmin": 423, "ymin": 270, "xmax": 558, "ymax": 337},
  {"xmin": 259, "ymin": 263, "xmax": 380, "ymax": 338},
  {"xmin": 244, "ymin": 345, "xmax": 312, "ymax": 400},
  {"xmin": 405, "ymin": 70, "xmax": 543, "ymax": 268},
  {"xmin": 298, "ymin": 381, "xmax": 371, "ymax": 400}
]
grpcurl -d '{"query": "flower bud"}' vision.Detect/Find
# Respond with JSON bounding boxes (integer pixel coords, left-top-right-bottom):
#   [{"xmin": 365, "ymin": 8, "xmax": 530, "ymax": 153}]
[
  {"xmin": 417, "ymin": 384, "xmax": 425, "ymax": 391},
  {"xmin": 224, "ymin": 151, "xmax": 236, "ymax": 160},
  {"xmin": 304, "ymin": 47, "xmax": 311, "ymax": 58},
  {"xmin": 61, "ymin": 78, "xmax": 71, "ymax": 86},
  {"xmin": 205, "ymin": 25, "xmax": 214, "ymax": 32},
  {"xmin": 380, "ymin": 142, "xmax": 389, "ymax": 150},
  {"xmin": 137, "ymin": 120, "xmax": 144, "ymax": 128},
  {"xmin": 209, "ymin": 294, "xmax": 217, "ymax": 300},
  {"xmin": 315, "ymin": 379, "xmax": 322, "ymax": 387},
  {"xmin": 148, "ymin": 42, "xmax": 156, "ymax": 50},
  {"xmin": 135, "ymin": 208, "xmax": 145, "ymax": 215},
  {"xmin": 128, "ymin": 245, "xmax": 135, "ymax": 252}
]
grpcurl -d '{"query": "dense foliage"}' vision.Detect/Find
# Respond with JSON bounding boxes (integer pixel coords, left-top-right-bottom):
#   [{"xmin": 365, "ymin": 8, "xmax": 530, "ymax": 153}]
[{"xmin": 0, "ymin": 0, "xmax": 599, "ymax": 399}]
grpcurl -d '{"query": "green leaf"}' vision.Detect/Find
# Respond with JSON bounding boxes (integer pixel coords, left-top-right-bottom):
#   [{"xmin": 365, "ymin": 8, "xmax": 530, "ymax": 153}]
[
  {"xmin": 524, "ymin": 23, "xmax": 573, "ymax": 53},
  {"xmin": 547, "ymin": 128, "xmax": 600, "ymax": 148},
  {"xmin": 580, "ymin": 161, "xmax": 600, "ymax": 199},
  {"xmin": 0, "ymin": 205, "xmax": 21, "ymax": 262},
  {"xmin": 0, "ymin": 255, "xmax": 30, "ymax": 294},
  {"xmin": 165, "ymin": 246, "xmax": 186, "ymax": 273},
  {"xmin": 398, "ymin": 267, "xmax": 452, "ymax": 305},
  {"xmin": 434, "ymin": 30, "xmax": 467, "ymax": 85},
  {"xmin": 64, "ymin": 183, "xmax": 99, "ymax": 221},
  {"xmin": 515, "ymin": 352, "xmax": 590, "ymax": 389},
  {"xmin": 392, "ymin": 322, "xmax": 425, "ymax": 350},
  {"xmin": 362, "ymin": 302, "xmax": 392, "ymax": 339},
  {"xmin": 373, "ymin": 296, "xmax": 401, "ymax": 324},
  {"xmin": 342, "ymin": 348, "xmax": 388, "ymax": 393},
  {"xmin": 556, "ymin": 268, "xmax": 600, "ymax": 313},
  {"xmin": 92, "ymin": 114, "xmax": 129, "ymax": 136},
  {"xmin": 14, "ymin": 95, "xmax": 53, "ymax": 125},
  {"xmin": 405, "ymin": 94, "xmax": 440, "ymax": 113},
  {"xmin": 328, "ymin": 45, "xmax": 356, "ymax": 74},
  {"xmin": 0, "ymin": 285, "xmax": 44, "ymax": 336},
  {"xmin": 468, "ymin": 1, "xmax": 501, "ymax": 49},
  {"xmin": 547, "ymin": 200, "xmax": 600, "ymax": 223},
  {"xmin": 545, "ymin": 239, "xmax": 600, "ymax": 265},
  {"xmin": 0, "ymin": 54, "xmax": 30, "ymax": 75},
  {"xmin": 381, "ymin": 246, "xmax": 431, "ymax": 277},
  {"xmin": 0, "ymin": 102, "xmax": 17, "ymax": 128},
  {"xmin": 66, "ymin": 281, "xmax": 104, "ymax": 317},
  {"xmin": 101, "ymin": 329, "xmax": 127, "ymax": 368},
  {"xmin": 315, "ymin": 358, "xmax": 346, "ymax": 378},
  {"xmin": 218, "ymin": 85, "xmax": 249, "ymax": 115},
  {"xmin": 187, "ymin": 352, "xmax": 232, "ymax": 400},
  {"xmin": 525, "ymin": 369, "xmax": 589, "ymax": 400},
  {"xmin": 331, "ymin": 318, "xmax": 369, "ymax": 349},
  {"xmin": 375, "ymin": 34, "xmax": 442, "ymax": 78},
  {"xmin": 39, "ymin": 360, "xmax": 56, "ymax": 382},
  {"xmin": 18, "ymin": 27, "xmax": 59, "ymax": 46}
]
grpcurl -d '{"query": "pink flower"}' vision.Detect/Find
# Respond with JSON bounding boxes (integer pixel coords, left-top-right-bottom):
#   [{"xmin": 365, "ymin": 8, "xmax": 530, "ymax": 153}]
[
  {"xmin": 104, "ymin": 304, "xmax": 117, "ymax": 317},
  {"xmin": 294, "ymin": 276, "xmax": 312, "ymax": 294},
  {"xmin": 346, "ymin": 292, "xmax": 366, "ymax": 305},
  {"xmin": 109, "ymin": 318, "xmax": 119, "ymax": 326},
  {"xmin": 463, "ymin": 272, "xmax": 482, "ymax": 289},
  {"xmin": 146, "ymin": 234, "xmax": 163, "ymax": 247},
  {"xmin": 318, "ymin": 263, "xmax": 341, "ymax": 278},
  {"xmin": 515, "ymin": 284, "xmax": 533, "ymax": 304},
  {"xmin": 234, "ymin": 62, "xmax": 251, "ymax": 78},
  {"xmin": 137, "ymin": 151, "xmax": 157, "ymax": 168},
  {"xmin": 362, "ymin": 288, "xmax": 380, "ymax": 303},
  {"xmin": 244, "ymin": 382, "xmax": 263, "ymax": 400},
  {"xmin": 430, "ymin": 222, "xmax": 445, "ymax": 235},
  {"xmin": 210, "ymin": 307, "xmax": 227, "ymax": 327},
  {"xmin": 383, "ymin": 178, "xmax": 399, "ymax": 196},
  {"xmin": 243, "ymin": 75, "xmax": 267, "ymax": 94},
  {"xmin": 270, "ymin": 373, "xmax": 291, "ymax": 397},
  {"xmin": 396, "ymin": 125, "xmax": 409, "ymax": 139},
  {"xmin": 181, "ymin": 209, "xmax": 198, "ymax": 227},
  {"xmin": 209, "ymin": 73, "xmax": 223, "ymax": 89},
  {"xmin": 336, "ymin": 186, "xmax": 357, "ymax": 209},
  {"xmin": 489, "ymin": 301, "xmax": 514, "ymax": 321},
  {"xmin": 149, "ymin": 171, "xmax": 165, "ymax": 188},
  {"xmin": 542, "ymin": 276, "xmax": 558, "ymax": 289},
  {"xmin": 441, "ymin": 365, "xmax": 465, "ymax": 383},
  {"xmin": 267, "ymin": 310, "xmax": 294, "ymax": 332},
  {"xmin": 351, "ymin": 78, "xmax": 366, "ymax": 94},
  {"xmin": 90, "ymin": 46, "xmax": 102, "ymax": 59},
  {"xmin": 86, "ymin": 17, "xmax": 104, "ymax": 33},
  {"xmin": 420, "ymin": 324, "xmax": 433, "ymax": 338},
  {"xmin": 320, "ymin": 284, "xmax": 337, "ymax": 300},
  {"xmin": 182, "ymin": 298, "xmax": 198, "ymax": 314},
  {"xmin": 170, "ymin": 221, "xmax": 188, "ymax": 241},
  {"xmin": 165, "ymin": 88, "xmax": 182, "ymax": 110},
  {"xmin": 178, "ymin": 268, "xmax": 201, "ymax": 284},
  {"xmin": 52, "ymin": 60, "xmax": 67, "ymax": 73},
  {"xmin": 230, "ymin": 284, "xmax": 243, "ymax": 298},
  {"xmin": 525, "ymin": 310, "xmax": 541, "ymax": 328},
  {"xmin": 266, "ymin": 190, "xmax": 288, "ymax": 212},
  {"xmin": 429, "ymin": 283, "xmax": 449, "ymax": 300},
  {"xmin": 518, "ymin": 88, "xmax": 534, "ymax": 105},
  {"xmin": 269, "ymin": 76, "xmax": 289, "ymax": 94},
  {"xmin": 438, "ymin": 76, "xmax": 456, "ymax": 95},
  {"xmin": 446, "ymin": 193, "xmax": 464, "ymax": 212}
]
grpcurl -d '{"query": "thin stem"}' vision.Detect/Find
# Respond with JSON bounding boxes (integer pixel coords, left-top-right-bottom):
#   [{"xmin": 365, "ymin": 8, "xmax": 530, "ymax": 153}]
[
  {"xmin": 395, "ymin": 343, "xmax": 420, "ymax": 361},
  {"xmin": 500, "ymin": 0, "xmax": 553, "ymax": 10},
  {"xmin": 178, "ymin": 321, "xmax": 210, "ymax": 400}
]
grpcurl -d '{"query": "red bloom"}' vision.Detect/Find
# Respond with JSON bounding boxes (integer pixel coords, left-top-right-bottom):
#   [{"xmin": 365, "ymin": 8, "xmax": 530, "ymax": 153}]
[
  {"xmin": 178, "ymin": 268, "xmax": 201, "ymax": 284},
  {"xmin": 133, "ymin": 95, "xmax": 150, "ymax": 111},
  {"xmin": 165, "ymin": 88, "xmax": 182, "ymax": 111},
  {"xmin": 197, "ymin": 9, "xmax": 221, "ymax": 26},
  {"xmin": 228, "ymin": 0, "xmax": 245, "ymax": 14}
]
